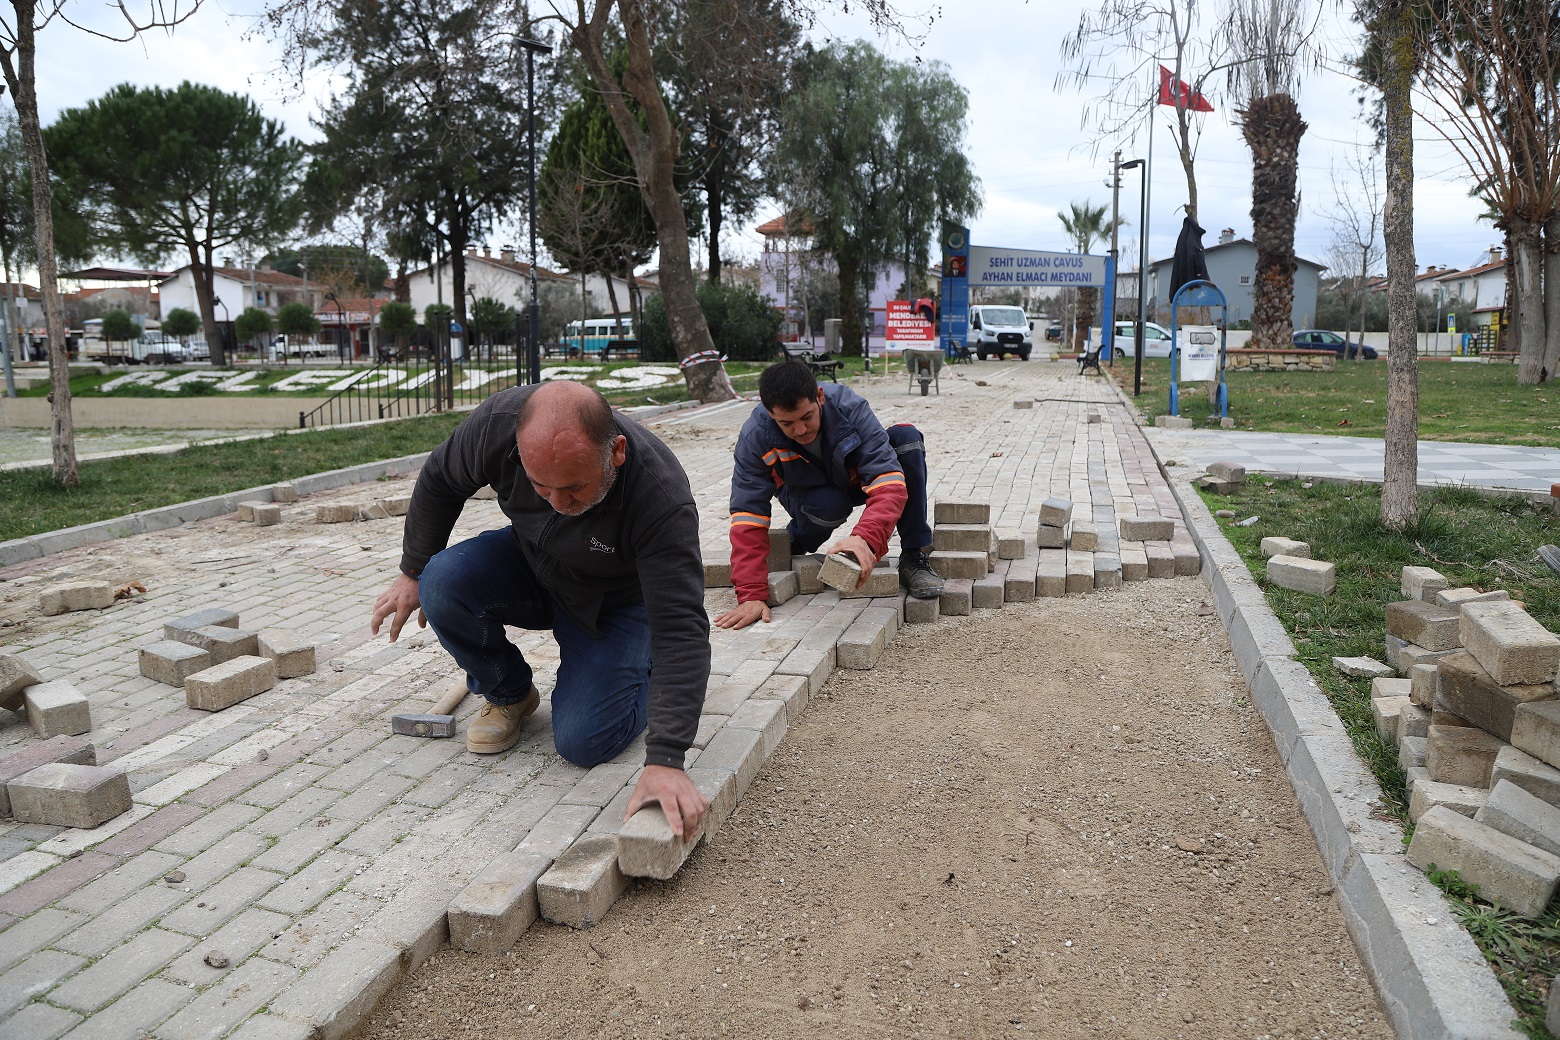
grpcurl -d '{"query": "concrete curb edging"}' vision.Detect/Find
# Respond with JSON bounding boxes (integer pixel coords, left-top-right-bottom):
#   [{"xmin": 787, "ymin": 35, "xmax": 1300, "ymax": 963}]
[
  {"xmin": 0, "ymin": 451, "xmax": 433, "ymax": 569},
  {"xmin": 1164, "ymin": 469, "xmax": 1523, "ymax": 1040}
]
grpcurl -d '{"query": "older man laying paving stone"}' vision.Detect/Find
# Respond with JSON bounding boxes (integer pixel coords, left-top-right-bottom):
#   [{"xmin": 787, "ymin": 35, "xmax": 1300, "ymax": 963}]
[
  {"xmin": 370, "ymin": 381, "xmax": 711, "ymax": 838},
  {"xmin": 715, "ymin": 360, "xmax": 943, "ymax": 630}
]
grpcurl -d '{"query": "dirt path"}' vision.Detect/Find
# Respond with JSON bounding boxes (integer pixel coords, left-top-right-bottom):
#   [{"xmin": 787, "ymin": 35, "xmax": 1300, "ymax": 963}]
[{"xmin": 362, "ymin": 578, "xmax": 1390, "ymax": 1040}]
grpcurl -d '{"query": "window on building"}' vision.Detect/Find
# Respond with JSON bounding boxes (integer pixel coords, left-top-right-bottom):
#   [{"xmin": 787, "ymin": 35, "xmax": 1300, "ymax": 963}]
[{"xmin": 1239, "ymin": 275, "xmax": 1251, "ymax": 286}]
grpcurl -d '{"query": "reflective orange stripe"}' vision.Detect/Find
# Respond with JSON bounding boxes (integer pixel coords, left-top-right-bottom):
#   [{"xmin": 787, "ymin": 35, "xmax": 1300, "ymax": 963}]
[
  {"xmin": 761, "ymin": 449, "xmax": 805, "ymax": 466},
  {"xmin": 730, "ymin": 511, "xmax": 770, "ymax": 528},
  {"xmin": 864, "ymin": 472, "xmax": 906, "ymax": 492}
]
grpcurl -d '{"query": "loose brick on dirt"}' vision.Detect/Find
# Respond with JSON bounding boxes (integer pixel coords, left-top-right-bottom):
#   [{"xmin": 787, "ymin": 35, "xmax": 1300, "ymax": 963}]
[
  {"xmin": 9, "ymin": 763, "xmax": 131, "ymax": 829},
  {"xmin": 23, "ymin": 681, "xmax": 90, "ymax": 738},
  {"xmin": 1065, "ymin": 550, "xmax": 1094, "ymax": 594},
  {"xmin": 1407, "ymin": 805, "xmax": 1560, "ymax": 918},
  {"xmin": 1069, "ymin": 521, "xmax": 1098, "ymax": 551},
  {"xmin": 703, "ymin": 561, "xmax": 731, "ymax": 588},
  {"xmin": 618, "ymin": 805, "xmax": 700, "ymax": 880},
  {"xmin": 39, "ymin": 581, "xmax": 114, "ymax": 616}
]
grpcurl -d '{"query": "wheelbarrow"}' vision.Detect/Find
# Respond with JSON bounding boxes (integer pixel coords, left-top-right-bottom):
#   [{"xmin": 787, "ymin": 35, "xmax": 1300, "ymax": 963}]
[{"xmin": 903, "ymin": 347, "xmax": 944, "ymax": 396}]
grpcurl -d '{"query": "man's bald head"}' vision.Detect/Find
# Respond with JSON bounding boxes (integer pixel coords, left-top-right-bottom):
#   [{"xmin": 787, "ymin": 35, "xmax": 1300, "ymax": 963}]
[
  {"xmin": 515, "ymin": 380, "xmax": 616, "ymax": 453},
  {"xmin": 515, "ymin": 381, "xmax": 626, "ymax": 516}
]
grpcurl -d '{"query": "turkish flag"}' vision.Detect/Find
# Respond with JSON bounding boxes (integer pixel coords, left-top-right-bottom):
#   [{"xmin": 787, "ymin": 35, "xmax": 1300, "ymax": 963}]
[{"xmin": 1158, "ymin": 65, "xmax": 1214, "ymax": 112}]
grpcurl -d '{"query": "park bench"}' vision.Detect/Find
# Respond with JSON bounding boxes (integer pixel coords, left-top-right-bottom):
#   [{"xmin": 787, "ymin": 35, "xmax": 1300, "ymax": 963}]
[
  {"xmin": 780, "ymin": 343, "xmax": 842, "ymax": 382},
  {"xmin": 1076, "ymin": 346, "xmax": 1103, "ymax": 376}
]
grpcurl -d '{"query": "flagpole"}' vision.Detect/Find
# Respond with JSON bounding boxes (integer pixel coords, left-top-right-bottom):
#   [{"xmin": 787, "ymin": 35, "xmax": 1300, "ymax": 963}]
[{"xmin": 1135, "ymin": 87, "xmax": 1155, "ymax": 397}]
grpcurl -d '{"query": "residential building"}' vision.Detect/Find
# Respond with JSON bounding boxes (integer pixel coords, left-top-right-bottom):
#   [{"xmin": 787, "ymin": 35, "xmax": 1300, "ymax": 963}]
[
  {"xmin": 157, "ymin": 262, "xmax": 322, "ymax": 341},
  {"xmin": 1432, "ymin": 248, "xmax": 1507, "ymax": 331},
  {"xmin": 405, "ymin": 247, "xmax": 646, "ymax": 339},
  {"xmin": 1146, "ymin": 229, "xmax": 1325, "ymax": 327}
]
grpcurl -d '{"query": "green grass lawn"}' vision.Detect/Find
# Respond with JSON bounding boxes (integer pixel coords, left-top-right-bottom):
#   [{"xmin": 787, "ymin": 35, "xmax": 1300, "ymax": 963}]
[
  {"xmin": 1207, "ymin": 477, "xmax": 1560, "ymax": 1034},
  {"xmin": 1111, "ymin": 357, "xmax": 1560, "ymax": 448}
]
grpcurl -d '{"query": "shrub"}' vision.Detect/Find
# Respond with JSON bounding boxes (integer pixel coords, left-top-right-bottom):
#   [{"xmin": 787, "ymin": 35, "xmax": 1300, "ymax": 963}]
[{"xmin": 638, "ymin": 280, "xmax": 782, "ymax": 362}]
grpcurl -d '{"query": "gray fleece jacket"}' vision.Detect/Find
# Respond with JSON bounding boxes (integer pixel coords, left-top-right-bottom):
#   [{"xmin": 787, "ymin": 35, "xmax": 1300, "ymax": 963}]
[{"xmin": 399, "ymin": 386, "xmax": 710, "ymax": 770}]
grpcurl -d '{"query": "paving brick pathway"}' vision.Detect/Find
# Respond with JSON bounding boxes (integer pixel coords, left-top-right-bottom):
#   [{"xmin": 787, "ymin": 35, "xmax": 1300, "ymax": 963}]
[{"xmin": 0, "ymin": 360, "xmax": 1194, "ymax": 1040}]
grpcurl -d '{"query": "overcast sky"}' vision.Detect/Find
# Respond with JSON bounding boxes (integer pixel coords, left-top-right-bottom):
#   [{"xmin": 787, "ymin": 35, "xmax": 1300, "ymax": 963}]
[{"xmin": 31, "ymin": 0, "xmax": 1494, "ymax": 278}]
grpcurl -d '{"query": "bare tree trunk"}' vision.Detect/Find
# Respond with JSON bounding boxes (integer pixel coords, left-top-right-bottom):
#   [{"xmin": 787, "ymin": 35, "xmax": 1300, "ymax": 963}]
[
  {"xmin": 0, "ymin": 2, "xmax": 75, "ymax": 485},
  {"xmin": 570, "ymin": 0, "xmax": 731, "ymax": 403},
  {"xmin": 836, "ymin": 248, "xmax": 864, "ymax": 357},
  {"xmin": 604, "ymin": 273, "xmax": 622, "ymax": 336},
  {"xmin": 1514, "ymin": 214, "xmax": 1547, "ymax": 383},
  {"xmin": 1380, "ymin": 0, "xmax": 1418, "ymax": 530},
  {"xmin": 1541, "ymin": 214, "xmax": 1560, "ymax": 382}
]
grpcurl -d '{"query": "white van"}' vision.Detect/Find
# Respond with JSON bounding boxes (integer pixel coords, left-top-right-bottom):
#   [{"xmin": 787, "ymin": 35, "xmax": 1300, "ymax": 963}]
[{"xmin": 966, "ymin": 305, "xmax": 1032, "ymax": 360}]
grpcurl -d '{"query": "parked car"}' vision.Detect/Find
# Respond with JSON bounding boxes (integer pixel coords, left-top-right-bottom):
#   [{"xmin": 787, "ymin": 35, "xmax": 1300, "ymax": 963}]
[
  {"xmin": 966, "ymin": 304, "xmax": 1032, "ymax": 360},
  {"xmin": 1110, "ymin": 321, "xmax": 1176, "ymax": 359},
  {"xmin": 1293, "ymin": 329, "xmax": 1378, "ymax": 359},
  {"xmin": 1044, "ymin": 320, "xmax": 1063, "ymax": 342}
]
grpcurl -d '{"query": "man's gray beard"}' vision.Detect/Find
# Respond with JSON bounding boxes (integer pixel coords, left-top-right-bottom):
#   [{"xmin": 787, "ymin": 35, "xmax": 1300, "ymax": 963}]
[{"xmin": 556, "ymin": 457, "xmax": 618, "ymax": 516}]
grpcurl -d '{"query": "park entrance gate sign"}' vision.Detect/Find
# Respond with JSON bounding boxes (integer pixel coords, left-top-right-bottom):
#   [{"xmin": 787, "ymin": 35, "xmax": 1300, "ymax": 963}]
[{"xmin": 939, "ymin": 224, "xmax": 1116, "ymax": 357}]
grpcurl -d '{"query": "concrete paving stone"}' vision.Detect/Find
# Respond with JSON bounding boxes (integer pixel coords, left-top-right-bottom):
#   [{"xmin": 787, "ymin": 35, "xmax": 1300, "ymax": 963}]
[
  {"xmin": 1, "ymin": 1002, "xmax": 80, "ymax": 1040},
  {"xmin": 1426, "ymin": 724, "xmax": 1507, "ymax": 789},
  {"xmin": 39, "ymin": 581, "xmax": 115, "ymax": 616},
  {"xmin": 618, "ymin": 805, "xmax": 701, "ymax": 880},
  {"xmin": 1398, "ymin": 703, "xmax": 1431, "ymax": 742},
  {"xmin": 220, "ymin": 1015, "xmax": 312, "ymax": 1040},
  {"xmin": 515, "ymin": 803, "xmax": 600, "ymax": 861},
  {"xmin": 1399, "ymin": 735, "xmax": 1429, "ymax": 769},
  {"xmin": 394, "ymin": 761, "xmax": 481, "ymax": 810},
  {"xmin": 751, "ymin": 673, "xmax": 809, "ymax": 726},
  {"xmin": 1035, "ymin": 523, "xmax": 1067, "ymax": 549},
  {"xmin": 702, "ymin": 560, "xmax": 731, "ymax": 588},
  {"xmin": 1371, "ymin": 677, "xmax": 1413, "ymax": 700},
  {"xmin": 538, "ymin": 834, "xmax": 627, "ymax": 929},
  {"xmin": 765, "ymin": 570, "xmax": 799, "ymax": 607},
  {"xmin": 972, "ymin": 568, "xmax": 1005, "ymax": 609},
  {"xmin": 766, "ymin": 528, "xmax": 790, "ymax": 572},
  {"xmin": 791, "ymin": 553, "xmax": 823, "ymax": 594},
  {"xmin": 266, "ymin": 937, "xmax": 404, "ymax": 1040},
  {"xmin": 1266, "ymin": 554, "xmax": 1335, "ymax": 596},
  {"xmin": 163, "ymin": 907, "xmax": 292, "ymax": 985},
  {"xmin": 928, "ymin": 550, "xmax": 986, "ymax": 581},
  {"xmin": 154, "ymin": 957, "xmax": 299, "ymax": 1040},
  {"xmin": 49, "ymin": 927, "xmax": 195, "ymax": 1013},
  {"xmin": 184, "ymin": 656, "xmax": 276, "ymax": 712},
  {"xmin": 386, "ymin": 739, "xmax": 465, "ymax": 781},
  {"xmin": 1037, "ymin": 498, "xmax": 1072, "ymax": 527},
  {"xmin": 172, "ymin": 626, "xmax": 261, "ymax": 666},
  {"xmin": 137, "ymin": 641, "xmax": 211, "ymax": 689},
  {"xmin": 836, "ymin": 611, "xmax": 892, "ymax": 669},
  {"xmin": 932, "ymin": 524, "xmax": 993, "ymax": 553},
  {"xmin": 1372, "ymin": 696, "xmax": 1412, "ymax": 742},
  {"xmin": 20, "ymin": 682, "xmax": 91, "ymax": 739},
  {"xmin": 53, "ymin": 882, "xmax": 186, "ymax": 957},
  {"xmin": 257, "ymin": 849, "xmax": 368, "ymax": 916},
  {"xmin": 1491, "ymin": 745, "xmax": 1560, "ymax": 808},
  {"xmin": 0, "ymin": 907, "xmax": 88, "ymax": 974},
  {"xmin": 1119, "ymin": 546, "xmax": 1149, "ymax": 582},
  {"xmin": 1409, "ymin": 663, "xmax": 1440, "ymax": 708},
  {"xmin": 1407, "ymin": 805, "xmax": 1560, "ymax": 918},
  {"xmin": 703, "ymin": 674, "xmax": 759, "ymax": 716},
  {"xmin": 1436, "ymin": 586, "xmax": 1510, "ymax": 608},
  {"xmin": 903, "ymin": 595, "xmax": 939, "ymax": 623},
  {"xmin": 57, "ymin": 977, "xmax": 195, "ymax": 1040},
  {"xmin": 257, "ymin": 631, "xmax": 316, "ymax": 679},
  {"xmin": 0, "ymin": 653, "xmax": 44, "ymax": 712},
  {"xmin": 1401, "ymin": 565, "xmax": 1450, "ymax": 602},
  {"xmin": 558, "ymin": 761, "xmax": 638, "ymax": 810},
  {"xmin": 995, "ymin": 533, "xmax": 1025, "ymax": 559},
  {"xmin": 585, "ymin": 786, "xmax": 636, "ymax": 838},
  {"xmin": 1143, "ymin": 541, "xmax": 1175, "ymax": 579},
  {"xmin": 1437, "ymin": 650, "xmax": 1556, "ymax": 742},
  {"xmin": 1408, "ymin": 778, "xmax": 1490, "ymax": 823},
  {"xmin": 696, "ymin": 726, "xmax": 764, "ymax": 800},
  {"xmin": 0, "ymin": 736, "xmax": 96, "ymax": 816},
  {"xmin": 1334, "ymin": 656, "xmax": 1395, "ymax": 679},
  {"xmin": 1478, "ymin": 779, "xmax": 1560, "ymax": 859},
  {"xmin": 1386, "ymin": 600, "xmax": 1463, "ymax": 652},
  {"xmin": 1000, "ymin": 559, "xmax": 1037, "ymax": 603},
  {"xmin": 261, "ymin": 889, "xmax": 381, "ymax": 969},
  {"xmin": 1462, "ymin": 599, "xmax": 1560, "ymax": 686},
  {"xmin": 56, "ymin": 850, "xmax": 184, "ymax": 919},
  {"xmin": 727, "ymin": 697, "xmax": 787, "ymax": 757},
  {"xmin": 1400, "ymin": 644, "xmax": 1460, "ymax": 671},
  {"xmin": 1, "ymin": 949, "xmax": 87, "ymax": 1017},
  {"xmin": 935, "ymin": 501, "xmax": 990, "ymax": 525},
  {"xmin": 1034, "ymin": 549, "xmax": 1066, "ymax": 597},
  {"xmin": 248, "ymin": 785, "xmax": 342, "ymax": 842},
  {"xmin": 446, "ymin": 852, "xmax": 552, "ymax": 954},
  {"xmin": 775, "ymin": 644, "xmax": 833, "ymax": 697},
  {"xmin": 162, "ymin": 609, "xmax": 241, "ymax": 643},
  {"xmin": 251, "ymin": 503, "xmax": 283, "ymax": 527},
  {"xmin": 1170, "ymin": 537, "xmax": 1200, "ymax": 575},
  {"xmin": 165, "ymin": 831, "xmax": 268, "ymax": 897},
  {"xmin": 0, "ymin": 849, "xmax": 119, "ymax": 919},
  {"xmin": 355, "ymin": 884, "xmax": 448, "ymax": 974},
  {"xmin": 334, "ymin": 804, "xmax": 429, "ymax": 861},
  {"xmin": 315, "ymin": 503, "xmax": 359, "ymax": 524},
  {"xmin": 1064, "ymin": 550, "xmax": 1094, "ymax": 594},
  {"xmin": 327, "ymin": 772, "xmax": 417, "ymax": 823},
  {"xmin": 937, "ymin": 578, "xmax": 973, "ymax": 616},
  {"xmin": 9, "ymin": 764, "xmax": 131, "ymax": 830},
  {"xmin": 249, "ymin": 810, "xmax": 354, "ymax": 873},
  {"xmin": 817, "ymin": 552, "xmax": 863, "ymax": 594},
  {"xmin": 1093, "ymin": 552, "xmax": 1123, "ymax": 588},
  {"xmin": 1119, "ymin": 515, "xmax": 1173, "ymax": 541},
  {"xmin": 1259, "ymin": 536, "xmax": 1309, "ymax": 559}
]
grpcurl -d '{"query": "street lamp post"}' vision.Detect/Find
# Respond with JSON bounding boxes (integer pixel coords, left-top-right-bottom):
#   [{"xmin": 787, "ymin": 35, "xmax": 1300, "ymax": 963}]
[
  {"xmin": 1121, "ymin": 158, "xmax": 1148, "ymax": 396},
  {"xmin": 518, "ymin": 36, "xmax": 550, "ymax": 385}
]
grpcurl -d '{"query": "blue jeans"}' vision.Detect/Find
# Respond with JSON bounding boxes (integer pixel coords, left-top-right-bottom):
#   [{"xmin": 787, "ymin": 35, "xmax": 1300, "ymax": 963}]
[
  {"xmin": 417, "ymin": 528, "xmax": 651, "ymax": 767},
  {"xmin": 781, "ymin": 423, "xmax": 933, "ymax": 554}
]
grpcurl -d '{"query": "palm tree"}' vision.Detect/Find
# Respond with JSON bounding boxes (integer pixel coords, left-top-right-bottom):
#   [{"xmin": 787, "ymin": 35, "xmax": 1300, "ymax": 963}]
[
  {"xmin": 1226, "ymin": 0, "xmax": 1310, "ymax": 352},
  {"xmin": 1058, "ymin": 201, "xmax": 1114, "ymax": 352}
]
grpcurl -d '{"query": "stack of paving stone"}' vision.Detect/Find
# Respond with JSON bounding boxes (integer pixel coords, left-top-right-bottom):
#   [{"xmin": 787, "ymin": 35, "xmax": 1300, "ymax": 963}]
[
  {"xmin": 1260, "ymin": 535, "xmax": 1337, "ymax": 597},
  {"xmin": 137, "ymin": 608, "xmax": 316, "ymax": 711},
  {"xmin": 926, "ymin": 501, "xmax": 999, "ymax": 623},
  {"xmin": 0, "ymin": 650, "xmax": 91, "ymax": 737},
  {"xmin": 1196, "ymin": 460, "xmax": 1247, "ymax": 495},
  {"xmin": 0, "ymin": 734, "xmax": 130, "ymax": 829},
  {"xmin": 1366, "ymin": 565, "xmax": 1560, "ymax": 917},
  {"xmin": 314, "ymin": 492, "xmax": 414, "ymax": 524}
]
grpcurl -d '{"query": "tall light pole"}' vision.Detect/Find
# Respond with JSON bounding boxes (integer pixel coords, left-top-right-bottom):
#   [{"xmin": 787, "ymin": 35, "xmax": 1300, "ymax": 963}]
[
  {"xmin": 518, "ymin": 36, "xmax": 550, "ymax": 385},
  {"xmin": 1121, "ymin": 158, "xmax": 1148, "ymax": 396},
  {"xmin": 1108, "ymin": 151, "xmax": 1123, "ymax": 367}
]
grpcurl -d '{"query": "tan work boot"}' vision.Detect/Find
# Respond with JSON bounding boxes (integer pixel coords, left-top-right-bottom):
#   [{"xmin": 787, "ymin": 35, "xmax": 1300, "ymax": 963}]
[{"xmin": 465, "ymin": 684, "xmax": 540, "ymax": 754}]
